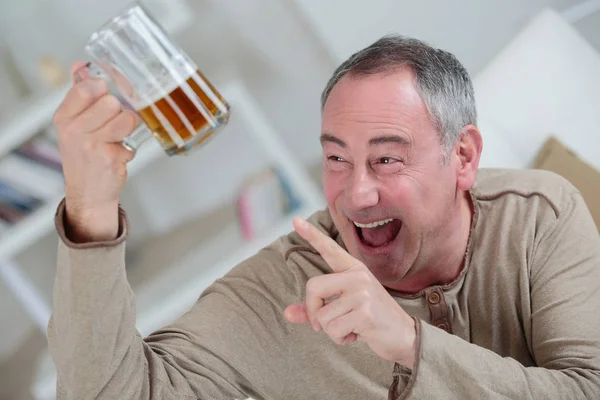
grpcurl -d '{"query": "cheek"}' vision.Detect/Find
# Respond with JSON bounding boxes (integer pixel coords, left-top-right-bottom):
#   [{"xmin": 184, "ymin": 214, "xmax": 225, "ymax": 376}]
[
  {"xmin": 379, "ymin": 176, "xmax": 431, "ymax": 229},
  {"xmin": 322, "ymin": 169, "xmax": 345, "ymax": 207},
  {"xmin": 394, "ymin": 171, "xmax": 454, "ymax": 223},
  {"xmin": 380, "ymin": 177, "xmax": 415, "ymax": 209}
]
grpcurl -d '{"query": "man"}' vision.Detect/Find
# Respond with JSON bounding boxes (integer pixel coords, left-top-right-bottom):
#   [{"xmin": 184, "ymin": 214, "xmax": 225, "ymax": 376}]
[{"xmin": 49, "ymin": 35, "xmax": 600, "ymax": 399}]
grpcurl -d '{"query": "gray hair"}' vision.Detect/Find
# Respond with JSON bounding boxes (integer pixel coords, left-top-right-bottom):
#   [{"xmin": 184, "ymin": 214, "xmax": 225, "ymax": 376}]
[{"xmin": 321, "ymin": 35, "xmax": 477, "ymax": 152}]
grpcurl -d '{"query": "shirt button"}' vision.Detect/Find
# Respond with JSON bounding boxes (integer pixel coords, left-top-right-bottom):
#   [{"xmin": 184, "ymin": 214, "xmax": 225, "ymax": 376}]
[
  {"xmin": 436, "ymin": 323, "xmax": 449, "ymax": 332},
  {"xmin": 427, "ymin": 292, "xmax": 441, "ymax": 304}
]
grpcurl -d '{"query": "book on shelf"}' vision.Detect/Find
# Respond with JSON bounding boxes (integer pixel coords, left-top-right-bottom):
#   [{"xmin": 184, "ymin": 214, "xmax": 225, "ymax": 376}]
[
  {"xmin": 0, "ymin": 153, "xmax": 64, "ymax": 202},
  {"xmin": 0, "ymin": 179, "xmax": 44, "ymax": 224},
  {"xmin": 15, "ymin": 133, "xmax": 63, "ymax": 173},
  {"xmin": 236, "ymin": 167, "xmax": 303, "ymax": 241},
  {"xmin": 0, "ymin": 127, "xmax": 65, "ymax": 227}
]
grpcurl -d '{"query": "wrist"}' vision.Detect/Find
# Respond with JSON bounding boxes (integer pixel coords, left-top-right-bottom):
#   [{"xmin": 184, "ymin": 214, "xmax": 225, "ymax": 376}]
[
  {"xmin": 65, "ymin": 200, "xmax": 120, "ymax": 243},
  {"xmin": 396, "ymin": 315, "xmax": 417, "ymax": 369}
]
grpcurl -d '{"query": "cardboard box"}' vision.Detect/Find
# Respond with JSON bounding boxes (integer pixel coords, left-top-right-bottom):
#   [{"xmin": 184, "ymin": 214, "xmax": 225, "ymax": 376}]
[{"xmin": 533, "ymin": 137, "xmax": 600, "ymax": 232}]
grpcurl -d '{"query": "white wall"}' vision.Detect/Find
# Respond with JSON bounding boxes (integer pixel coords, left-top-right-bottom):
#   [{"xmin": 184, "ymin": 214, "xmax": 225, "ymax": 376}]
[
  {"xmin": 574, "ymin": 11, "xmax": 600, "ymax": 51},
  {"xmin": 292, "ymin": 0, "xmax": 600, "ymax": 170},
  {"xmin": 293, "ymin": 0, "xmax": 584, "ymax": 74},
  {"xmin": 473, "ymin": 8, "xmax": 600, "ymax": 170}
]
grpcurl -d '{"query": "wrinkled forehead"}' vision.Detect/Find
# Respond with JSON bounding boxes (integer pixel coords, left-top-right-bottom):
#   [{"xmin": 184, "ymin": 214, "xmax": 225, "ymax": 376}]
[
  {"xmin": 322, "ymin": 70, "xmax": 427, "ymax": 121},
  {"xmin": 321, "ymin": 70, "xmax": 435, "ymax": 142}
]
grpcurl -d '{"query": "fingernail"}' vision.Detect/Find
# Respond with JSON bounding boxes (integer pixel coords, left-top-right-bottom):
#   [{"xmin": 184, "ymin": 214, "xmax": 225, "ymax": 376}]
[
  {"xmin": 73, "ymin": 62, "xmax": 91, "ymax": 83},
  {"xmin": 296, "ymin": 218, "xmax": 309, "ymax": 228}
]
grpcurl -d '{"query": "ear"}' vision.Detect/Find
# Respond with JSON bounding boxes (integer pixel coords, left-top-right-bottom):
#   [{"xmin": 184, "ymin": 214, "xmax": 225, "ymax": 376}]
[{"xmin": 454, "ymin": 124, "xmax": 482, "ymax": 191}]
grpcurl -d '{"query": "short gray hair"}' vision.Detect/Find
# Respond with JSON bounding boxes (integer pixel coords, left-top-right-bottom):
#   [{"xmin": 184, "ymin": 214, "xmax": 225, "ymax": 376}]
[{"xmin": 321, "ymin": 35, "xmax": 477, "ymax": 152}]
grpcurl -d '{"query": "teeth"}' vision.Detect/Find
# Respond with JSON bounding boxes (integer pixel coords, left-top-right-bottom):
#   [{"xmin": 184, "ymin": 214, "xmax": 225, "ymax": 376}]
[{"xmin": 353, "ymin": 218, "xmax": 394, "ymax": 228}]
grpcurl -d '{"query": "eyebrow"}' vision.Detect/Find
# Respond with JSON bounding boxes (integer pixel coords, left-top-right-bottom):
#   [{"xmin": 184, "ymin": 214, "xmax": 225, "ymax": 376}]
[
  {"xmin": 320, "ymin": 133, "xmax": 410, "ymax": 147},
  {"xmin": 320, "ymin": 133, "xmax": 346, "ymax": 147},
  {"xmin": 368, "ymin": 135, "xmax": 410, "ymax": 146}
]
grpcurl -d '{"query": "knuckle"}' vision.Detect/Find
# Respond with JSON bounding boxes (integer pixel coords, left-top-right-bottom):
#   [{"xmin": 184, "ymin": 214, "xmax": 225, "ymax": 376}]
[
  {"xmin": 357, "ymin": 288, "xmax": 371, "ymax": 302},
  {"xmin": 81, "ymin": 137, "xmax": 97, "ymax": 155},
  {"xmin": 315, "ymin": 308, "xmax": 328, "ymax": 325},
  {"xmin": 316, "ymin": 306, "xmax": 326, "ymax": 320},
  {"xmin": 101, "ymin": 94, "xmax": 122, "ymax": 115},
  {"xmin": 54, "ymin": 121, "xmax": 69, "ymax": 141},
  {"xmin": 305, "ymin": 279, "xmax": 317, "ymax": 297},
  {"xmin": 333, "ymin": 337, "xmax": 345, "ymax": 346},
  {"xmin": 115, "ymin": 111, "xmax": 137, "ymax": 134},
  {"xmin": 115, "ymin": 162, "xmax": 128, "ymax": 179},
  {"xmin": 358, "ymin": 304, "xmax": 374, "ymax": 325},
  {"xmin": 356, "ymin": 269, "xmax": 373, "ymax": 283},
  {"xmin": 105, "ymin": 153, "xmax": 121, "ymax": 174},
  {"xmin": 66, "ymin": 119, "xmax": 86, "ymax": 136},
  {"xmin": 326, "ymin": 319, "xmax": 345, "ymax": 339},
  {"xmin": 75, "ymin": 83, "xmax": 95, "ymax": 104},
  {"xmin": 52, "ymin": 109, "xmax": 64, "ymax": 127},
  {"xmin": 326, "ymin": 240, "xmax": 337, "ymax": 254},
  {"xmin": 324, "ymin": 321, "xmax": 339, "ymax": 337}
]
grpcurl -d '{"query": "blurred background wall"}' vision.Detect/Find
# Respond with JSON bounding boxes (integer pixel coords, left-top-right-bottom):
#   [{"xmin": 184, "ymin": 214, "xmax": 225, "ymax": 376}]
[{"xmin": 0, "ymin": 1, "xmax": 598, "ymax": 398}]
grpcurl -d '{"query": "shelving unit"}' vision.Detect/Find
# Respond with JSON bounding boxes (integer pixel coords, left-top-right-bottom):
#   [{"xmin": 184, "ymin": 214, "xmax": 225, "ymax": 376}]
[
  {"xmin": 0, "ymin": 77, "xmax": 324, "ymax": 399},
  {"xmin": 0, "ymin": 128, "xmax": 167, "ymax": 332},
  {"xmin": 0, "ymin": 138, "xmax": 165, "ymax": 261},
  {"xmin": 0, "ymin": 85, "xmax": 69, "ymax": 160}
]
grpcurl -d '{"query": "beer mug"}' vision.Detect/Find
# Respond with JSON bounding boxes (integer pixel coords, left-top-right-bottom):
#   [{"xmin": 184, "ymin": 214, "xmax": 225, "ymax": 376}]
[{"xmin": 75, "ymin": 3, "xmax": 230, "ymax": 156}]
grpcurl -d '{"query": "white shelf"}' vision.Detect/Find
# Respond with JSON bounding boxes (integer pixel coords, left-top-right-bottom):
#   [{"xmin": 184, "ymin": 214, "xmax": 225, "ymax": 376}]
[
  {"xmin": 0, "ymin": 139, "xmax": 165, "ymax": 261},
  {"xmin": 0, "ymin": 84, "xmax": 69, "ymax": 159},
  {"xmin": 0, "ymin": 77, "xmax": 166, "ymax": 261},
  {"xmin": 33, "ymin": 204, "xmax": 315, "ymax": 400},
  {"xmin": 0, "ymin": 79, "xmax": 323, "ymax": 263}
]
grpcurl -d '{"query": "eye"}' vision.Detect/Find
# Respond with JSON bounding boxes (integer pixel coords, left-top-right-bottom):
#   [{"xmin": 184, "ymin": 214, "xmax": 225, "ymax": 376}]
[
  {"xmin": 377, "ymin": 157, "xmax": 398, "ymax": 164},
  {"xmin": 325, "ymin": 155, "xmax": 350, "ymax": 172},
  {"xmin": 372, "ymin": 156, "xmax": 403, "ymax": 173}
]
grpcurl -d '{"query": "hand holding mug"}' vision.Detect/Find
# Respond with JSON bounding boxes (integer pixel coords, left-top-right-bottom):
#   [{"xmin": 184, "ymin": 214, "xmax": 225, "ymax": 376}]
[{"xmin": 53, "ymin": 62, "xmax": 137, "ymax": 242}]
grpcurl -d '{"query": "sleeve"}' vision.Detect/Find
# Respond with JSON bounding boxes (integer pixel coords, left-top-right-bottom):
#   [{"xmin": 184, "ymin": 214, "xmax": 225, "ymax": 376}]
[
  {"xmin": 389, "ymin": 192, "xmax": 600, "ymax": 400},
  {"xmin": 48, "ymin": 201, "xmax": 299, "ymax": 400}
]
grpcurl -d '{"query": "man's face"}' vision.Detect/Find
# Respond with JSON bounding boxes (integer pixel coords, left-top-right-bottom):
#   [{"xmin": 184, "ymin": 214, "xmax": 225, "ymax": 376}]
[{"xmin": 321, "ymin": 69, "xmax": 461, "ymax": 286}]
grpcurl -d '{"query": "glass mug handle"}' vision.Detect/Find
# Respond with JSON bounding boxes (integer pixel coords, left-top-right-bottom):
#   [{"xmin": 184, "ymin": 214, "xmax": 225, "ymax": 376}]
[{"xmin": 73, "ymin": 62, "xmax": 152, "ymax": 152}]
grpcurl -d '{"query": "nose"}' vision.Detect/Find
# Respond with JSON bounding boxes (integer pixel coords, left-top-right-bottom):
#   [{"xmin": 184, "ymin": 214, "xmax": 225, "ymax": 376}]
[{"xmin": 347, "ymin": 167, "xmax": 379, "ymax": 211}]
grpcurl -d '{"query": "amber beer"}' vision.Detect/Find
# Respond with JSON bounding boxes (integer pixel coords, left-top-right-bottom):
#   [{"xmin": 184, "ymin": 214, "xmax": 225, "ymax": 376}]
[
  {"xmin": 136, "ymin": 70, "xmax": 230, "ymax": 156},
  {"xmin": 84, "ymin": 4, "xmax": 231, "ymax": 155}
]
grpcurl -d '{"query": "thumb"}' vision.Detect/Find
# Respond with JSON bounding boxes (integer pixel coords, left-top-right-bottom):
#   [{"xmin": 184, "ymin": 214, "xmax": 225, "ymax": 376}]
[{"xmin": 284, "ymin": 303, "xmax": 310, "ymax": 324}]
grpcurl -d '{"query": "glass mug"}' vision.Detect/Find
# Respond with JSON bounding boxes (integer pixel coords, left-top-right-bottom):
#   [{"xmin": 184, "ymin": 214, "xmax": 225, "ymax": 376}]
[{"xmin": 75, "ymin": 3, "xmax": 230, "ymax": 156}]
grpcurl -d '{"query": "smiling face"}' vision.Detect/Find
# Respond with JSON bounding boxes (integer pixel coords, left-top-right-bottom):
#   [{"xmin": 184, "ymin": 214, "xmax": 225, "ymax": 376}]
[{"xmin": 321, "ymin": 69, "xmax": 469, "ymax": 289}]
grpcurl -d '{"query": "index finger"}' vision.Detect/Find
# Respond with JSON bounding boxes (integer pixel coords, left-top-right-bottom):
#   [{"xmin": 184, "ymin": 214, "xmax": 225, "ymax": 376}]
[
  {"xmin": 293, "ymin": 217, "xmax": 363, "ymax": 273},
  {"xmin": 54, "ymin": 63, "xmax": 109, "ymax": 122}
]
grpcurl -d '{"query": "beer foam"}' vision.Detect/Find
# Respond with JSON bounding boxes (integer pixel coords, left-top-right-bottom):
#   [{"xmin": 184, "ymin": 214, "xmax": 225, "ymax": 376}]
[{"xmin": 132, "ymin": 64, "xmax": 197, "ymax": 110}]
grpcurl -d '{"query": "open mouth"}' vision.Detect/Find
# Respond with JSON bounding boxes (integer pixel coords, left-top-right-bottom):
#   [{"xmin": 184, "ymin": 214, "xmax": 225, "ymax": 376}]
[{"xmin": 353, "ymin": 218, "xmax": 403, "ymax": 249}]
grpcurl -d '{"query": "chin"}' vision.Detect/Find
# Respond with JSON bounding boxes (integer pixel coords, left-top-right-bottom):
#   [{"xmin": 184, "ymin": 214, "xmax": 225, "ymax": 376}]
[{"xmin": 366, "ymin": 257, "xmax": 408, "ymax": 283}]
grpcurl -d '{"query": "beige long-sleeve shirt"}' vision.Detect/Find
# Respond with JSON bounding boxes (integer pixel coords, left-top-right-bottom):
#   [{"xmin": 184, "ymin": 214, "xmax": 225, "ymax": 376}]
[{"xmin": 48, "ymin": 169, "xmax": 600, "ymax": 399}]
